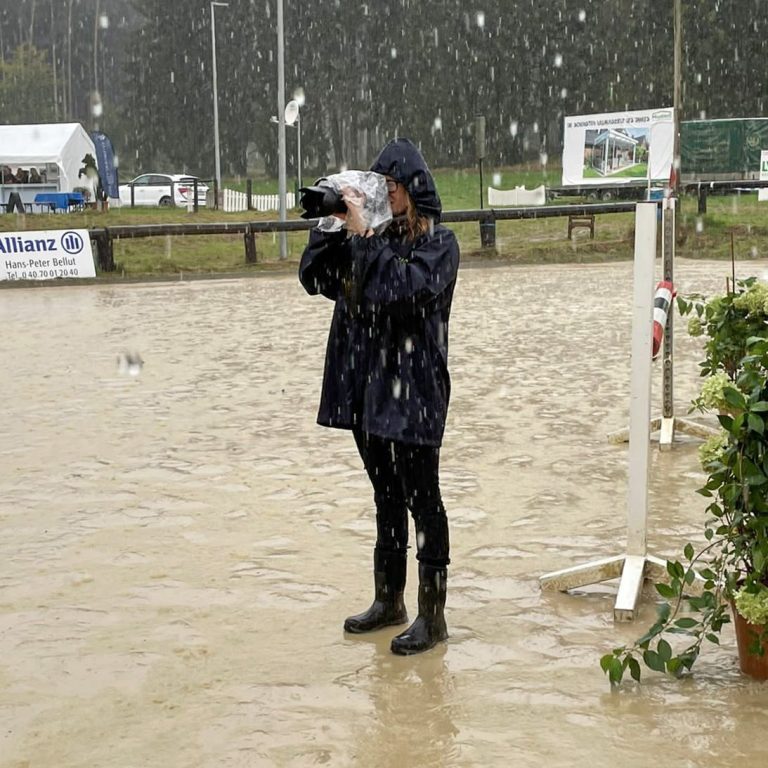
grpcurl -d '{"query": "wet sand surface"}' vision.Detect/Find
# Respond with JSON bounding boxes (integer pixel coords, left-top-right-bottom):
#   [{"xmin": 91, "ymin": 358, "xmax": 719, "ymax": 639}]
[{"xmin": 2, "ymin": 259, "xmax": 768, "ymax": 767}]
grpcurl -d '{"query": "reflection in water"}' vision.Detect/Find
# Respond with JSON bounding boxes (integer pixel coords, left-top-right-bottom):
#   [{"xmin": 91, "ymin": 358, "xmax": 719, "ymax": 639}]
[
  {"xmin": 346, "ymin": 638, "xmax": 459, "ymax": 768},
  {"xmin": 2, "ymin": 262, "xmax": 768, "ymax": 766}
]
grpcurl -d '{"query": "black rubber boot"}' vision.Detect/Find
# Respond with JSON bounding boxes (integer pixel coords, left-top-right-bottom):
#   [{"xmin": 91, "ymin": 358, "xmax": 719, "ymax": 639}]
[
  {"xmin": 343, "ymin": 549, "xmax": 408, "ymax": 633},
  {"xmin": 390, "ymin": 563, "xmax": 448, "ymax": 655}
]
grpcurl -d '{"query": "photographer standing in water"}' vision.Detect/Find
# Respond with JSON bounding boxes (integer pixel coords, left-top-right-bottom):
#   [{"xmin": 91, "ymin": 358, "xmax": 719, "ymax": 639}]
[{"xmin": 299, "ymin": 138, "xmax": 460, "ymax": 655}]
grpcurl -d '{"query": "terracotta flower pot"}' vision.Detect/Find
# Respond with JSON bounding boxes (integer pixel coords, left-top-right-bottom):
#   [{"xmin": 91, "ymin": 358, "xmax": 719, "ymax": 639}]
[{"xmin": 732, "ymin": 606, "xmax": 768, "ymax": 680}]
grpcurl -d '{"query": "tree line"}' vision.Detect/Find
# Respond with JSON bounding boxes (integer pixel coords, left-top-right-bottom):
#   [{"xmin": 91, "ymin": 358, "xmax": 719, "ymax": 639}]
[{"xmin": 1, "ymin": 0, "xmax": 766, "ymax": 179}]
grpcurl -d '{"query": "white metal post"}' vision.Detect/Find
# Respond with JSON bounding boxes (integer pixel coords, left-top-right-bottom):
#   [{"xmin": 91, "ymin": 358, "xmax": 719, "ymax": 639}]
[
  {"xmin": 625, "ymin": 202, "xmax": 656, "ymax": 556},
  {"xmin": 612, "ymin": 203, "xmax": 658, "ymax": 620},
  {"xmin": 540, "ymin": 203, "xmax": 667, "ymax": 622}
]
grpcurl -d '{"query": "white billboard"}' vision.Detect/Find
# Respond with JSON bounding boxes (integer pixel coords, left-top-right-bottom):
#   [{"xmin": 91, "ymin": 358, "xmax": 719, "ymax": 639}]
[
  {"xmin": 0, "ymin": 228, "xmax": 96, "ymax": 281},
  {"xmin": 562, "ymin": 107, "xmax": 675, "ymax": 187}
]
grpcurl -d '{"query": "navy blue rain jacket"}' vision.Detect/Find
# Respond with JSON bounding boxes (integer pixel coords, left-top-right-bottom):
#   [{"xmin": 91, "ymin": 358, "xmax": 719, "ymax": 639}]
[{"xmin": 299, "ymin": 139, "xmax": 459, "ymax": 447}]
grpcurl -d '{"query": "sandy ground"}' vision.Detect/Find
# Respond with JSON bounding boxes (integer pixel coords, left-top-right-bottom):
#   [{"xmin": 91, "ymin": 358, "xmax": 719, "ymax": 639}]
[{"xmin": 2, "ymin": 257, "xmax": 768, "ymax": 768}]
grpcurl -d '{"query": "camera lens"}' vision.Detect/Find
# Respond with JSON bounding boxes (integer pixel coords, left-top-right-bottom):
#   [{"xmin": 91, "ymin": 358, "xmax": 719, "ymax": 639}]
[{"xmin": 299, "ymin": 184, "xmax": 347, "ymax": 219}]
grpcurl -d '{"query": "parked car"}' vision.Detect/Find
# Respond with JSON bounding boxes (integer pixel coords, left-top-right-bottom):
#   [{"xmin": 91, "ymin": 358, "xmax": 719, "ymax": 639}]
[{"xmin": 118, "ymin": 173, "xmax": 209, "ymax": 207}]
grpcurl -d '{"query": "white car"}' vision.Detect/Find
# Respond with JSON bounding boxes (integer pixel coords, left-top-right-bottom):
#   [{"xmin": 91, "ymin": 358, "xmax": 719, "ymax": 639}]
[{"xmin": 118, "ymin": 173, "xmax": 209, "ymax": 207}]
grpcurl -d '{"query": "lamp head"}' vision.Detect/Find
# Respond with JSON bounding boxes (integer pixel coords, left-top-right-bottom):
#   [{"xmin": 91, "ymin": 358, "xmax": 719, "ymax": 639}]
[{"xmin": 285, "ymin": 100, "xmax": 300, "ymax": 126}]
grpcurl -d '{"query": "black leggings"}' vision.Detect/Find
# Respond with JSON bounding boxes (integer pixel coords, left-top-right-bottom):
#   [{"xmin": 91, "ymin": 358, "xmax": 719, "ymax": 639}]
[{"xmin": 353, "ymin": 429, "xmax": 450, "ymax": 568}]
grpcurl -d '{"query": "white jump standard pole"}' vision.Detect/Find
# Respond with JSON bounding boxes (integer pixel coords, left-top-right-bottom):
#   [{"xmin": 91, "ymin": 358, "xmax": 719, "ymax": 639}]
[
  {"xmin": 540, "ymin": 203, "xmax": 667, "ymax": 622},
  {"xmin": 609, "ymin": 195, "xmax": 718, "ymax": 447}
]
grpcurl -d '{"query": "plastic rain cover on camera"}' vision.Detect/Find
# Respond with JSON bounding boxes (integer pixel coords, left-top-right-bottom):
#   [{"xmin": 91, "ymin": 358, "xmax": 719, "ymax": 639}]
[{"xmin": 315, "ymin": 171, "xmax": 392, "ymax": 234}]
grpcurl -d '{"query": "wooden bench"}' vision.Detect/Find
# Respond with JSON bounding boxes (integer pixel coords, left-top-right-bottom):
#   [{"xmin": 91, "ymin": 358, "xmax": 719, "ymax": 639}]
[{"xmin": 567, "ymin": 213, "xmax": 595, "ymax": 239}]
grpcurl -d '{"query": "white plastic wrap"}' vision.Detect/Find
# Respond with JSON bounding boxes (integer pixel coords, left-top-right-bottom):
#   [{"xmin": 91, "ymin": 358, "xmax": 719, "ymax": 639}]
[{"xmin": 315, "ymin": 170, "xmax": 392, "ymax": 234}]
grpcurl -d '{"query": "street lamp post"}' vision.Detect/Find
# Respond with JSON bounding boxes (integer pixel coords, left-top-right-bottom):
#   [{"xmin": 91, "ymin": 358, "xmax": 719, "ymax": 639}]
[
  {"xmin": 292, "ymin": 89, "xmax": 306, "ymax": 190},
  {"xmin": 271, "ymin": 98, "xmax": 304, "ymax": 199},
  {"xmin": 284, "ymin": 99, "xmax": 302, "ymax": 191},
  {"xmin": 211, "ymin": 1, "xmax": 228, "ymax": 208},
  {"xmin": 295, "ymin": 111, "xmax": 302, "ymax": 190},
  {"xmin": 276, "ymin": 0, "xmax": 287, "ymax": 260}
]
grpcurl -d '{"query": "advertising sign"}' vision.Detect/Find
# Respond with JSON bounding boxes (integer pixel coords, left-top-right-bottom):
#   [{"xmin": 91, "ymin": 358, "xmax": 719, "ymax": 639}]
[
  {"xmin": 90, "ymin": 131, "xmax": 120, "ymax": 199},
  {"xmin": 562, "ymin": 107, "xmax": 675, "ymax": 187},
  {"xmin": 0, "ymin": 229, "xmax": 96, "ymax": 281},
  {"xmin": 760, "ymin": 150, "xmax": 768, "ymax": 202}
]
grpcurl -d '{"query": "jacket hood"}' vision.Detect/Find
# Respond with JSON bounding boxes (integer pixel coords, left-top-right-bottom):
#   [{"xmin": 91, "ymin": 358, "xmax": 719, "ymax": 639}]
[{"xmin": 369, "ymin": 138, "xmax": 442, "ymax": 221}]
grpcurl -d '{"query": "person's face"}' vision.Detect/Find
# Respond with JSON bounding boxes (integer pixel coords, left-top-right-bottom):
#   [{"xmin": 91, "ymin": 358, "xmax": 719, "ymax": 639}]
[{"xmin": 386, "ymin": 177, "xmax": 409, "ymax": 216}]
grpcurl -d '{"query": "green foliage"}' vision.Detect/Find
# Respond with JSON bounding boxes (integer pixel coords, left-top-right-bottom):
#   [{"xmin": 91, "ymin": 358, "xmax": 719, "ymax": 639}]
[
  {"xmin": 698, "ymin": 371, "xmax": 735, "ymax": 414},
  {"xmin": 698, "ymin": 430, "xmax": 729, "ymax": 472},
  {"xmin": 734, "ymin": 586, "xmax": 768, "ymax": 626},
  {"xmin": 677, "ymin": 279, "xmax": 768, "ymax": 380},
  {"xmin": 603, "ymin": 279, "xmax": 768, "ymax": 684}
]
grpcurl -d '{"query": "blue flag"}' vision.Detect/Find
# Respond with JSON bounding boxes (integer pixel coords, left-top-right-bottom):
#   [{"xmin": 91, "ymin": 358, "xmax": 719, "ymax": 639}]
[{"xmin": 90, "ymin": 131, "xmax": 119, "ymax": 199}]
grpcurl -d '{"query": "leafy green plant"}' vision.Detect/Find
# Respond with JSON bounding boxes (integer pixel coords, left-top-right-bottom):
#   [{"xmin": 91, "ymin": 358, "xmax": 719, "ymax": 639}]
[
  {"xmin": 734, "ymin": 586, "xmax": 768, "ymax": 626},
  {"xmin": 601, "ymin": 278, "xmax": 768, "ymax": 684}
]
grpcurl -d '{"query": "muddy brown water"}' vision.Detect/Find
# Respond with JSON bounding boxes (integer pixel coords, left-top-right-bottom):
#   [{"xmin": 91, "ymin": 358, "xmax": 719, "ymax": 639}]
[{"xmin": 2, "ymin": 259, "xmax": 768, "ymax": 768}]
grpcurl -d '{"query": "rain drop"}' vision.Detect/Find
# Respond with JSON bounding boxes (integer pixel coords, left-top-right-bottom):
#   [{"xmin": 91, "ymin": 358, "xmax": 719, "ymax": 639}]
[
  {"xmin": 578, "ymin": 9, "xmax": 587, "ymax": 22},
  {"xmin": 492, "ymin": 172, "xmax": 502, "ymax": 186},
  {"xmin": 554, "ymin": 53, "xmax": 563, "ymax": 67},
  {"xmin": 476, "ymin": 12, "xmax": 485, "ymax": 28},
  {"xmin": 695, "ymin": 218, "xmax": 704, "ymax": 234}
]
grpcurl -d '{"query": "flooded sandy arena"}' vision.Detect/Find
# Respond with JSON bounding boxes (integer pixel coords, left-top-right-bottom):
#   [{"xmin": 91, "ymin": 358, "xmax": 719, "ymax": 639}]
[{"xmin": 3, "ymin": 258, "xmax": 768, "ymax": 767}]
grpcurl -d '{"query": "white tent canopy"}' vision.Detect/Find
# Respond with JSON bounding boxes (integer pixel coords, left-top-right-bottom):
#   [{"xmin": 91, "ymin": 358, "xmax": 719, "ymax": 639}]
[{"xmin": 0, "ymin": 122, "xmax": 96, "ymax": 192}]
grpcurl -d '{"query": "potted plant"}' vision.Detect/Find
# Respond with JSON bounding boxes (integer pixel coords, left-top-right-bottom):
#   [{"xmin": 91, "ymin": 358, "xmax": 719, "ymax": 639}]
[{"xmin": 601, "ymin": 277, "xmax": 768, "ymax": 684}]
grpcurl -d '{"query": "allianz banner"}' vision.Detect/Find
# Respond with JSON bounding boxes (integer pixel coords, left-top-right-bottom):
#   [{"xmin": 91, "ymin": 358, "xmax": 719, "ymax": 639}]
[
  {"xmin": 562, "ymin": 107, "xmax": 674, "ymax": 188},
  {"xmin": 0, "ymin": 229, "xmax": 96, "ymax": 281},
  {"xmin": 90, "ymin": 131, "xmax": 120, "ymax": 199}
]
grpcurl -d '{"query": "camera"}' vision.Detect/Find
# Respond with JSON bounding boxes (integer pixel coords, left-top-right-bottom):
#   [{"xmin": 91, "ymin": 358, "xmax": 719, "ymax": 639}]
[
  {"xmin": 299, "ymin": 171, "xmax": 392, "ymax": 233},
  {"xmin": 299, "ymin": 181, "xmax": 347, "ymax": 219}
]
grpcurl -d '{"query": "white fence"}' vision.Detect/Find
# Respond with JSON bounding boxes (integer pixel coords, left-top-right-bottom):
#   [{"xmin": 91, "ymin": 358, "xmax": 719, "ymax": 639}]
[
  {"xmin": 487, "ymin": 184, "xmax": 547, "ymax": 206},
  {"xmin": 222, "ymin": 188, "xmax": 296, "ymax": 213}
]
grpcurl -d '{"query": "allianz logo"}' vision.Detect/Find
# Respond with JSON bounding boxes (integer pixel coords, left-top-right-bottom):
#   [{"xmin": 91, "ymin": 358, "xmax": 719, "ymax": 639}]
[{"xmin": 0, "ymin": 231, "xmax": 84, "ymax": 255}]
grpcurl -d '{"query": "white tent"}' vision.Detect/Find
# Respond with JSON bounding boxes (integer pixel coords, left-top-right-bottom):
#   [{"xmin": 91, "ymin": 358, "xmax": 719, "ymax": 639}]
[{"xmin": 0, "ymin": 122, "xmax": 95, "ymax": 192}]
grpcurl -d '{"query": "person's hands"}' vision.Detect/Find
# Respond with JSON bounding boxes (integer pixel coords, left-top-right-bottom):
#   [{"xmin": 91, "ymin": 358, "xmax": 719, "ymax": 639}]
[{"xmin": 340, "ymin": 186, "xmax": 374, "ymax": 237}]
